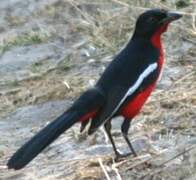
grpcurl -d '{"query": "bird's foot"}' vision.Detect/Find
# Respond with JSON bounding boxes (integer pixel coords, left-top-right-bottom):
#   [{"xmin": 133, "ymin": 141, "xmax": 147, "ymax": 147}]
[
  {"xmin": 114, "ymin": 150, "xmax": 133, "ymax": 162},
  {"xmin": 131, "ymin": 150, "xmax": 137, "ymax": 157}
]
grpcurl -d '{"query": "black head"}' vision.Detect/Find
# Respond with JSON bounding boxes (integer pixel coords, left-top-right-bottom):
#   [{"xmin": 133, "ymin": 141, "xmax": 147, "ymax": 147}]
[{"xmin": 133, "ymin": 9, "xmax": 182, "ymax": 38}]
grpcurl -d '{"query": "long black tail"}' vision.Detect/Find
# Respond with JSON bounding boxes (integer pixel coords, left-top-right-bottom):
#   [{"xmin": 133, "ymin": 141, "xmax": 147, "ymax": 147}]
[{"xmin": 7, "ymin": 111, "xmax": 79, "ymax": 170}]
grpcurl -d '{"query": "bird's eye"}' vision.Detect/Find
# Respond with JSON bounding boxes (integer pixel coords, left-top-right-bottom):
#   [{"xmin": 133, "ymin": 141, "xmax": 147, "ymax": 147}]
[{"xmin": 148, "ymin": 17, "xmax": 157, "ymax": 23}]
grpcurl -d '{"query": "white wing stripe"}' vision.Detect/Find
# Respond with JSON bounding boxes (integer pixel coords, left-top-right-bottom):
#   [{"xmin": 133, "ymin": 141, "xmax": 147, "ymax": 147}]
[
  {"xmin": 108, "ymin": 62, "xmax": 158, "ymax": 120},
  {"xmin": 126, "ymin": 62, "xmax": 157, "ymax": 96}
]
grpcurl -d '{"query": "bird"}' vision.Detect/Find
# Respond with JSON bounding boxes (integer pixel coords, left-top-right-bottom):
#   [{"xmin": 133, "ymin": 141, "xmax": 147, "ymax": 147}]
[{"xmin": 7, "ymin": 9, "xmax": 182, "ymax": 170}]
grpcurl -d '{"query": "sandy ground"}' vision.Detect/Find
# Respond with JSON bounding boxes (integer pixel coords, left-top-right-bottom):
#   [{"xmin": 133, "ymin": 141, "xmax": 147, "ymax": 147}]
[{"xmin": 0, "ymin": 0, "xmax": 196, "ymax": 179}]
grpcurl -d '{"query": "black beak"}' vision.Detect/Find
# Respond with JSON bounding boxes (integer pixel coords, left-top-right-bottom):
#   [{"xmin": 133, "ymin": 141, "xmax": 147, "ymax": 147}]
[{"xmin": 160, "ymin": 12, "xmax": 182, "ymax": 24}]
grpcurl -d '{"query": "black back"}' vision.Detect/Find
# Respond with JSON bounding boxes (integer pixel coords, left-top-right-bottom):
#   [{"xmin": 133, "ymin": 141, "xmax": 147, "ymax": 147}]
[{"xmin": 88, "ymin": 38, "xmax": 159, "ymax": 133}]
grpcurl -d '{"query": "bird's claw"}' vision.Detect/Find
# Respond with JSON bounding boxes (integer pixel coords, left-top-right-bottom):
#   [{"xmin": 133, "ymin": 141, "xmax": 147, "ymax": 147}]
[{"xmin": 114, "ymin": 151, "xmax": 133, "ymax": 162}]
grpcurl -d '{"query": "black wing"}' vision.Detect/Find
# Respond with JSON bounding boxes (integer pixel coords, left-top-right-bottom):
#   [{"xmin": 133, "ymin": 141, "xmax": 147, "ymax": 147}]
[{"xmin": 88, "ymin": 39, "xmax": 160, "ymax": 134}]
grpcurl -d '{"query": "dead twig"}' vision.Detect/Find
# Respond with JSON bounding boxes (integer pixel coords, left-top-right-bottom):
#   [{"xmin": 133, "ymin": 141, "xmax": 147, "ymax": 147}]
[
  {"xmin": 156, "ymin": 145, "xmax": 196, "ymax": 167},
  {"xmin": 141, "ymin": 145, "xmax": 196, "ymax": 178},
  {"xmin": 111, "ymin": 162, "xmax": 122, "ymax": 180},
  {"xmin": 0, "ymin": 165, "xmax": 7, "ymax": 170},
  {"xmin": 182, "ymin": 37, "xmax": 196, "ymax": 45},
  {"xmin": 98, "ymin": 158, "xmax": 111, "ymax": 180}
]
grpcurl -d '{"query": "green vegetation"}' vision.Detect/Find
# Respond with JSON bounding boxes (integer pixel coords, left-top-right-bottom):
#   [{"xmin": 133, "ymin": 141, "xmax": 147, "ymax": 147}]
[
  {"xmin": 0, "ymin": 31, "xmax": 50, "ymax": 54},
  {"xmin": 176, "ymin": 0, "xmax": 190, "ymax": 8},
  {"xmin": 57, "ymin": 55, "xmax": 74, "ymax": 71},
  {"xmin": 30, "ymin": 62, "xmax": 43, "ymax": 74}
]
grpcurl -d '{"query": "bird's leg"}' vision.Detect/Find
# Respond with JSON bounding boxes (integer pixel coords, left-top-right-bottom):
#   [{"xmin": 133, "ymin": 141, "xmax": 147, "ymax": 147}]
[
  {"xmin": 104, "ymin": 120, "xmax": 119, "ymax": 156},
  {"xmin": 121, "ymin": 119, "xmax": 137, "ymax": 157},
  {"xmin": 104, "ymin": 120, "xmax": 131, "ymax": 161}
]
